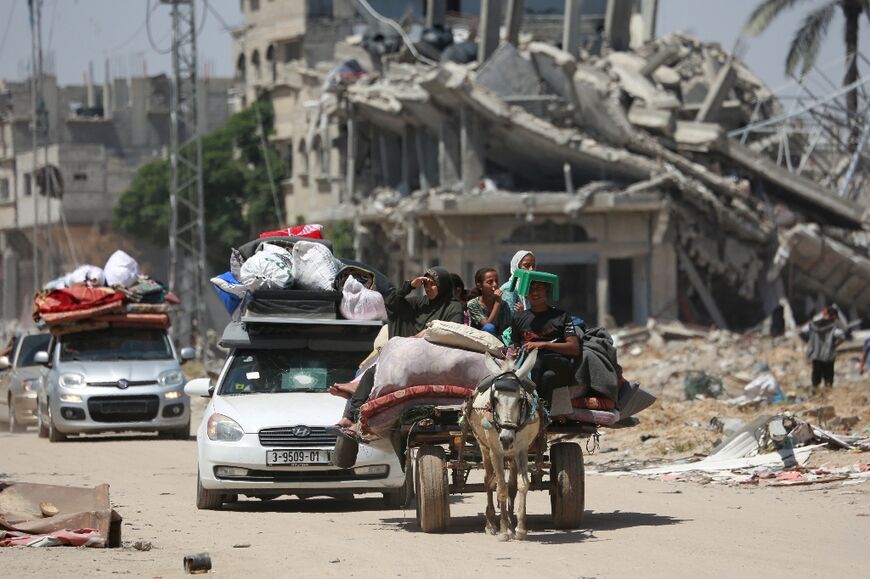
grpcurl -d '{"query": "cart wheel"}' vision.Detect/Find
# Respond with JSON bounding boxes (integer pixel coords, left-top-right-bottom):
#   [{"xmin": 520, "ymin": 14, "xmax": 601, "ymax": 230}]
[
  {"xmin": 550, "ymin": 442, "xmax": 585, "ymax": 529},
  {"xmin": 414, "ymin": 445, "xmax": 449, "ymax": 533},
  {"xmin": 384, "ymin": 454, "xmax": 415, "ymax": 508}
]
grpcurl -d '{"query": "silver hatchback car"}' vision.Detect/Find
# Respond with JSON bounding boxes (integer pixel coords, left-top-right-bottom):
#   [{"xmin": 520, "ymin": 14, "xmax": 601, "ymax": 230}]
[
  {"xmin": 35, "ymin": 326, "xmax": 195, "ymax": 442},
  {"xmin": 0, "ymin": 333, "xmax": 51, "ymax": 432}
]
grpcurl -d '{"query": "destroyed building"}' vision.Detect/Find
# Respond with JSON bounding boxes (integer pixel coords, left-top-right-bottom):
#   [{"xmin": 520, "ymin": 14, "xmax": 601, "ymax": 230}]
[{"xmin": 237, "ymin": 0, "xmax": 870, "ymax": 330}]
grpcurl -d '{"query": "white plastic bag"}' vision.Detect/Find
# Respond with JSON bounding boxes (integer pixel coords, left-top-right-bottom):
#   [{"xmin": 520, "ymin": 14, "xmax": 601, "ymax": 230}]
[
  {"xmin": 104, "ymin": 250, "xmax": 139, "ymax": 287},
  {"xmin": 292, "ymin": 240, "xmax": 340, "ymax": 291},
  {"xmin": 239, "ymin": 250, "xmax": 293, "ymax": 291},
  {"xmin": 340, "ymin": 276, "xmax": 387, "ymax": 320},
  {"xmin": 66, "ymin": 264, "xmax": 105, "ymax": 287}
]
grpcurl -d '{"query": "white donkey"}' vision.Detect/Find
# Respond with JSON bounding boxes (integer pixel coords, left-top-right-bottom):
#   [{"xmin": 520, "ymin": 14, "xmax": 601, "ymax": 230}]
[{"xmin": 465, "ymin": 349, "xmax": 541, "ymax": 541}]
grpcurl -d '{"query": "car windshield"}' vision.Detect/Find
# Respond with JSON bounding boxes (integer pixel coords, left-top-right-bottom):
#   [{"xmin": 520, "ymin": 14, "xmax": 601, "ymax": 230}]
[
  {"xmin": 59, "ymin": 328, "xmax": 173, "ymax": 362},
  {"xmin": 219, "ymin": 349, "xmax": 361, "ymax": 395},
  {"xmin": 17, "ymin": 334, "xmax": 50, "ymax": 366}
]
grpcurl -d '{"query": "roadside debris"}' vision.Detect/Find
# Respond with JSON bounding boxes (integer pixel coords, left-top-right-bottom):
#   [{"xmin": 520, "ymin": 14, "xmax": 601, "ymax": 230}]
[
  {"xmin": 622, "ymin": 413, "xmax": 870, "ymax": 486},
  {"xmin": 0, "ymin": 482, "xmax": 122, "ymax": 548},
  {"xmin": 184, "ymin": 552, "xmax": 212, "ymax": 574}
]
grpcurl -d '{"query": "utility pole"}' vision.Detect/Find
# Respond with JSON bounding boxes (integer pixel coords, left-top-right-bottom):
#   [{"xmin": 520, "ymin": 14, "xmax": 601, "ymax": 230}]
[
  {"xmin": 163, "ymin": 0, "xmax": 207, "ymax": 354},
  {"xmin": 28, "ymin": 0, "xmax": 42, "ymax": 293}
]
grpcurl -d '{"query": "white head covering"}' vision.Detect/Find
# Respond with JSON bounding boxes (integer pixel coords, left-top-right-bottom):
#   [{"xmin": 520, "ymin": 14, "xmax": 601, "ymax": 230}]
[{"xmin": 509, "ymin": 250, "xmax": 534, "ymax": 276}]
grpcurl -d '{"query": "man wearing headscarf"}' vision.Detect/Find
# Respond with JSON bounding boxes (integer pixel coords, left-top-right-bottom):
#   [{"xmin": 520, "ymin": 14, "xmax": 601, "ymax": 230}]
[{"xmin": 338, "ymin": 267, "xmax": 464, "ymax": 427}]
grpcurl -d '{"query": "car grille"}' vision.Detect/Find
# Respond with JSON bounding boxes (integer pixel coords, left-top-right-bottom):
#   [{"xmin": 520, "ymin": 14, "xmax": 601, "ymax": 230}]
[
  {"xmin": 87, "ymin": 395, "xmax": 160, "ymax": 423},
  {"xmin": 214, "ymin": 468, "xmax": 388, "ymax": 482},
  {"xmin": 87, "ymin": 380, "xmax": 154, "ymax": 388},
  {"xmin": 258, "ymin": 426, "xmax": 336, "ymax": 448}
]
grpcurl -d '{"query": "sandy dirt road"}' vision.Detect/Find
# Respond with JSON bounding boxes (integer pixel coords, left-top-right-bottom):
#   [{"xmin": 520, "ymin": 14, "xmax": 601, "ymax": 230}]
[{"xmin": 2, "ymin": 407, "xmax": 869, "ymax": 579}]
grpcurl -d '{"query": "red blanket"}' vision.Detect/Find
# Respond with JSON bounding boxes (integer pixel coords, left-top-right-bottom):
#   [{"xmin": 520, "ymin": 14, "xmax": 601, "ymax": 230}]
[
  {"xmin": 359, "ymin": 384, "xmax": 474, "ymax": 435},
  {"xmin": 34, "ymin": 286, "xmax": 124, "ymax": 318}
]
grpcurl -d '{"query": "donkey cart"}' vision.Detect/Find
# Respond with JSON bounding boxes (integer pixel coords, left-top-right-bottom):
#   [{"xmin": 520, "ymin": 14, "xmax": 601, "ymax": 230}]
[{"xmin": 403, "ymin": 404, "xmax": 596, "ymax": 534}]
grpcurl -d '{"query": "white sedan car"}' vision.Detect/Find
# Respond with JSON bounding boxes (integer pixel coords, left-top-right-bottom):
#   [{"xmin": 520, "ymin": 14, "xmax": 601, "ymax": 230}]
[{"xmin": 187, "ymin": 327, "xmax": 408, "ymax": 510}]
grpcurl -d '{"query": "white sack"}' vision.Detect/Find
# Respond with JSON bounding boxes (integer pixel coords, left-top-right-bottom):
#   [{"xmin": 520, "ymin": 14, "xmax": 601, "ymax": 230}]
[
  {"xmin": 66, "ymin": 265, "xmax": 105, "ymax": 287},
  {"xmin": 340, "ymin": 276, "xmax": 387, "ymax": 321},
  {"xmin": 239, "ymin": 250, "xmax": 293, "ymax": 291},
  {"xmin": 371, "ymin": 337, "xmax": 490, "ymax": 398},
  {"xmin": 423, "ymin": 320, "xmax": 505, "ymax": 357},
  {"xmin": 104, "ymin": 250, "xmax": 139, "ymax": 287},
  {"xmin": 292, "ymin": 240, "xmax": 341, "ymax": 291}
]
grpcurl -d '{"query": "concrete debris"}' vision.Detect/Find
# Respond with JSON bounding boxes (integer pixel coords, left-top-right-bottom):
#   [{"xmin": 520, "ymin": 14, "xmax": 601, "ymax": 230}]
[{"xmin": 289, "ymin": 15, "xmax": 870, "ymax": 330}]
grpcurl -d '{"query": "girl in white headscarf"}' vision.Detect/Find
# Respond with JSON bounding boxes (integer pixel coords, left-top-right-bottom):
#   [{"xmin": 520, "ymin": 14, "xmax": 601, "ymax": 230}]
[{"xmin": 500, "ymin": 250, "xmax": 536, "ymax": 315}]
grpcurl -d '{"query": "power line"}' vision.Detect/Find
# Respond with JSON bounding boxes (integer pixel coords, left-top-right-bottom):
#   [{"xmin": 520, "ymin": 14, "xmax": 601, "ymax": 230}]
[
  {"xmin": 146, "ymin": 0, "xmax": 172, "ymax": 55},
  {"xmin": 0, "ymin": 0, "xmax": 17, "ymax": 59}
]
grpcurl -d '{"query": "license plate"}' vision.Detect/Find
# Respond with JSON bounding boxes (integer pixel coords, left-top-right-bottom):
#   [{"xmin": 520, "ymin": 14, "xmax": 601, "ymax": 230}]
[{"xmin": 266, "ymin": 449, "xmax": 332, "ymax": 466}]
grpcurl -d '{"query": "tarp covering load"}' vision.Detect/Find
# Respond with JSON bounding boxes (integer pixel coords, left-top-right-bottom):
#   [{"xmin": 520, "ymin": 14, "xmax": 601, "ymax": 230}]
[
  {"xmin": 0, "ymin": 482, "xmax": 122, "ymax": 548},
  {"xmin": 33, "ymin": 251, "xmax": 177, "ymax": 335},
  {"xmin": 213, "ymin": 225, "xmax": 389, "ymax": 321}
]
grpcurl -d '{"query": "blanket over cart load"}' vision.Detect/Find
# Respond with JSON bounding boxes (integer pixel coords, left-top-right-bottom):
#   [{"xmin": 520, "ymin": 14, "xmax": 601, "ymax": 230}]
[{"xmin": 333, "ymin": 322, "xmax": 633, "ymax": 437}]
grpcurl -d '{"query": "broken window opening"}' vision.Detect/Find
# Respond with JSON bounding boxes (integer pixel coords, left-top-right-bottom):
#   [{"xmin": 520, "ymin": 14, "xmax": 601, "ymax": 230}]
[
  {"xmin": 266, "ymin": 44, "xmax": 277, "ymax": 83},
  {"xmin": 73, "ymin": 172, "xmax": 87, "ymax": 182},
  {"xmin": 608, "ymin": 257, "xmax": 634, "ymax": 326},
  {"xmin": 23, "ymin": 173, "xmax": 32, "ymax": 197},
  {"xmin": 543, "ymin": 262, "xmax": 597, "ymax": 324},
  {"xmin": 297, "ymin": 139, "xmax": 310, "ymax": 176},
  {"xmin": 0, "ymin": 178, "xmax": 10, "ymax": 202},
  {"xmin": 251, "ymin": 50, "xmax": 261, "ymax": 81},
  {"xmin": 235, "ymin": 54, "xmax": 246, "ymax": 83}
]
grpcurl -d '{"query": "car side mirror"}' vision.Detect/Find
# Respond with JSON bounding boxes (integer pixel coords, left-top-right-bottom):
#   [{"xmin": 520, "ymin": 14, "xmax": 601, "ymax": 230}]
[
  {"xmin": 0, "ymin": 356, "xmax": 10, "ymax": 370},
  {"xmin": 34, "ymin": 351, "xmax": 50, "ymax": 365},
  {"xmin": 179, "ymin": 347, "xmax": 196, "ymax": 364},
  {"xmin": 184, "ymin": 377, "xmax": 213, "ymax": 397}
]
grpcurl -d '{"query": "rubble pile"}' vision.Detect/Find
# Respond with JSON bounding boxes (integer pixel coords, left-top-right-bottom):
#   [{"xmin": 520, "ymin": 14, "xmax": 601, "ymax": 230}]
[{"xmin": 328, "ymin": 29, "xmax": 870, "ymax": 328}]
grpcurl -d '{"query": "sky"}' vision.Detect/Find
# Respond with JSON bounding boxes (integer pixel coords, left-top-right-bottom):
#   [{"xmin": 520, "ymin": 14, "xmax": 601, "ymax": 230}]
[{"xmin": 1, "ymin": 0, "xmax": 869, "ymax": 97}]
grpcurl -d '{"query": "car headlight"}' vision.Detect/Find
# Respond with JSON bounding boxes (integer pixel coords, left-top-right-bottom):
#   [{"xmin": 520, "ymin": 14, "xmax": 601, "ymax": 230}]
[
  {"xmin": 207, "ymin": 413, "xmax": 244, "ymax": 442},
  {"xmin": 59, "ymin": 373, "xmax": 86, "ymax": 388},
  {"xmin": 158, "ymin": 369, "xmax": 184, "ymax": 387}
]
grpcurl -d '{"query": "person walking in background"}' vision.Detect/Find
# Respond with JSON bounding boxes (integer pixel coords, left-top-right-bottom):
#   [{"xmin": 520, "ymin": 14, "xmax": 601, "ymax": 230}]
[{"xmin": 800, "ymin": 305, "xmax": 846, "ymax": 389}]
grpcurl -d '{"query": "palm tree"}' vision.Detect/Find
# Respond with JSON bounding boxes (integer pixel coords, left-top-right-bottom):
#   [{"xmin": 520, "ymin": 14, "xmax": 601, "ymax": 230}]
[{"xmin": 745, "ymin": 0, "xmax": 870, "ymax": 148}]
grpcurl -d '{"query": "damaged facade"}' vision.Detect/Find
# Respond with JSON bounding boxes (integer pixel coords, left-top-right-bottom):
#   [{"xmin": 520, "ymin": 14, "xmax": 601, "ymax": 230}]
[{"xmin": 236, "ymin": 0, "xmax": 870, "ymax": 330}]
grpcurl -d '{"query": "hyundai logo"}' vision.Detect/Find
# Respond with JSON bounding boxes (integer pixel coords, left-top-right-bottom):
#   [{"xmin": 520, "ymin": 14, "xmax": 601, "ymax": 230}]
[
  {"xmin": 292, "ymin": 425, "xmax": 311, "ymax": 438},
  {"xmin": 117, "ymin": 379, "xmax": 129, "ymax": 390}
]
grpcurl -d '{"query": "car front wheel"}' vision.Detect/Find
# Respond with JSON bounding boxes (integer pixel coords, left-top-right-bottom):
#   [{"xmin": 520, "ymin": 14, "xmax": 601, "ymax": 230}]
[
  {"xmin": 8, "ymin": 398, "xmax": 26, "ymax": 433},
  {"xmin": 47, "ymin": 405, "xmax": 67, "ymax": 443},
  {"xmin": 196, "ymin": 469, "xmax": 235, "ymax": 510},
  {"xmin": 37, "ymin": 402, "xmax": 49, "ymax": 438}
]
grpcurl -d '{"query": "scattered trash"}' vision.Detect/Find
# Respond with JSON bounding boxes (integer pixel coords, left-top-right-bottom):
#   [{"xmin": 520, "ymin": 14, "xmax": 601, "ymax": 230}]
[
  {"xmin": 133, "ymin": 540, "xmax": 153, "ymax": 552},
  {"xmin": 232, "ymin": 543, "xmax": 251, "ymax": 548},
  {"xmin": 683, "ymin": 371, "xmax": 725, "ymax": 400},
  {"xmin": 183, "ymin": 553, "xmax": 212, "ymax": 574}
]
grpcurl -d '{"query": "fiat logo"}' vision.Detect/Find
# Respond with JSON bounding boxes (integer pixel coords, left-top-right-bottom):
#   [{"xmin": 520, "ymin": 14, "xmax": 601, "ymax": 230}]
[
  {"xmin": 292, "ymin": 425, "xmax": 311, "ymax": 438},
  {"xmin": 117, "ymin": 379, "xmax": 129, "ymax": 390}
]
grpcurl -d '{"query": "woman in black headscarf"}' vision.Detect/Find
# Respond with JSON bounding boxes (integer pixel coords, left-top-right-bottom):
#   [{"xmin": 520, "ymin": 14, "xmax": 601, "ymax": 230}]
[
  {"xmin": 385, "ymin": 266, "xmax": 464, "ymax": 337},
  {"xmin": 338, "ymin": 267, "xmax": 464, "ymax": 427}
]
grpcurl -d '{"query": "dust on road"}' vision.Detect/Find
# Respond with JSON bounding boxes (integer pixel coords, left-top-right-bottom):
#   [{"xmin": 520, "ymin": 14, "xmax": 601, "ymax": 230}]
[{"xmin": 2, "ymin": 404, "xmax": 868, "ymax": 579}]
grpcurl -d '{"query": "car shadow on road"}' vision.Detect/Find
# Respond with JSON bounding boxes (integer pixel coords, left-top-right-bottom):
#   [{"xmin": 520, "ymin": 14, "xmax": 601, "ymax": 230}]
[
  {"xmin": 379, "ymin": 508, "xmax": 685, "ymax": 543},
  {"xmin": 48, "ymin": 434, "xmax": 195, "ymax": 443},
  {"xmin": 222, "ymin": 496, "xmax": 390, "ymax": 514}
]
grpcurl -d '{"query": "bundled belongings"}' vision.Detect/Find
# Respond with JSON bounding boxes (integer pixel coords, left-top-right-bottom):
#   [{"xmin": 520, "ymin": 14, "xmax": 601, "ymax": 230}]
[
  {"xmin": 370, "ymin": 337, "xmax": 491, "ymax": 398},
  {"xmin": 33, "ymin": 251, "xmax": 177, "ymax": 333},
  {"xmin": 423, "ymin": 320, "xmax": 505, "ymax": 357},
  {"xmin": 225, "ymin": 232, "xmax": 392, "ymax": 322},
  {"xmin": 103, "ymin": 250, "xmax": 139, "ymax": 287}
]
